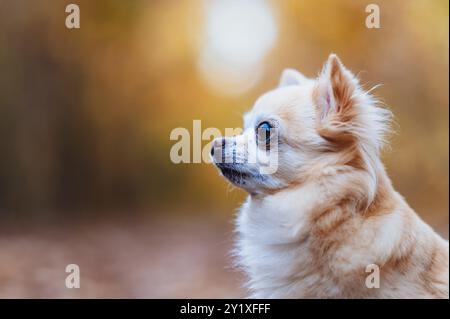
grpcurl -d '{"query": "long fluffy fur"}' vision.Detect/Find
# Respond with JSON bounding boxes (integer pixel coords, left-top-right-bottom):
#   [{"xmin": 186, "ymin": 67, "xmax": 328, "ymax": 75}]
[{"xmin": 214, "ymin": 54, "xmax": 449, "ymax": 298}]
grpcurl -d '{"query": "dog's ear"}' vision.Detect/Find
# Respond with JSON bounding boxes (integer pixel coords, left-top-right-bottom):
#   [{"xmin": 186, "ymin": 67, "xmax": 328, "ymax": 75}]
[
  {"xmin": 314, "ymin": 54, "xmax": 361, "ymax": 145},
  {"xmin": 315, "ymin": 54, "xmax": 359, "ymax": 123},
  {"xmin": 278, "ymin": 68, "xmax": 308, "ymax": 87}
]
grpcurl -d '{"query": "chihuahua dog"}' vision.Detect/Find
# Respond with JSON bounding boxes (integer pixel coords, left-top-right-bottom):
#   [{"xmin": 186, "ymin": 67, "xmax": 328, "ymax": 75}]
[{"xmin": 211, "ymin": 54, "xmax": 449, "ymax": 298}]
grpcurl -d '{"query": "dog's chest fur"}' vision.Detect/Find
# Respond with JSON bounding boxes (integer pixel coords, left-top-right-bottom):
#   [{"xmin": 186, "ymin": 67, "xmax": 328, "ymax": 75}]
[{"xmin": 234, "ymin": 182, "xmax": 449, "ymax": 298}]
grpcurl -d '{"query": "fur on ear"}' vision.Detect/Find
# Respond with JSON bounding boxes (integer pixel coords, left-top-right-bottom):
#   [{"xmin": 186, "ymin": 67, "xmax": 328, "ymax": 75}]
[
  {"xmin": 278, "ymin": 68, "xmax": 309, "ymax": 87},
  {"xmin": 314, "ymin": 54, "xmax": 361, "ymax": 146},
  {"xmin": 315, "ymin": 54, "xmax": 359, "ymax": 122}
]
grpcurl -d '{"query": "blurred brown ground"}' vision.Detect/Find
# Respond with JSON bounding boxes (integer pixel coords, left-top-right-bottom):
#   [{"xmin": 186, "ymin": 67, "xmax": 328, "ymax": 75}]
[{"xmin": 0, "ymin": 214, "xmax": 244, "ymax": 298}]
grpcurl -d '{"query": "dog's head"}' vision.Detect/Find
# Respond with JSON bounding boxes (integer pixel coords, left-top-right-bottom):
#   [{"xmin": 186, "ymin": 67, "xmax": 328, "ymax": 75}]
[{"xmin": 212, "ymin": 54, "xmax": 391, "ymax": 195}]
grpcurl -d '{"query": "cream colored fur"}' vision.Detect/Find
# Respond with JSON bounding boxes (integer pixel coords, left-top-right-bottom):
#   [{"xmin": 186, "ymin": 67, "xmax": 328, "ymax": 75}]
[{"xmin": 212, "ymin": 54, "xmax": 449, "ymax": 298}]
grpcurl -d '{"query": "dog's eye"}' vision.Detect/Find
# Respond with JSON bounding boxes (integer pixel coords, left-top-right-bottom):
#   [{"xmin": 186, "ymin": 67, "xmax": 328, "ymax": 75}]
[
  {"xmin": 258, "ymin": 122, "xmax": 271, "ymax": 132},
  {"xmin": 256, "ymin": 121, "xmax": 272, "ymax": 147}
]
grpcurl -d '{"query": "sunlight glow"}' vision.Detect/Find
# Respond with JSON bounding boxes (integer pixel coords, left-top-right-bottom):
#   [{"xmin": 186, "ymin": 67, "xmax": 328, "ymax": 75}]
[{"xmin": 198, "ymin": 0, "xmax": 278, "ymax": 95}]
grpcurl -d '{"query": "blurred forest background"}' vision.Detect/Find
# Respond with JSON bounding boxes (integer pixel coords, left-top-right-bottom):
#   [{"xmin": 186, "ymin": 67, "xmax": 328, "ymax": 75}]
[{"xmin": 0, "ymin": 0, "xmax": 448, "ymax": 298}]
